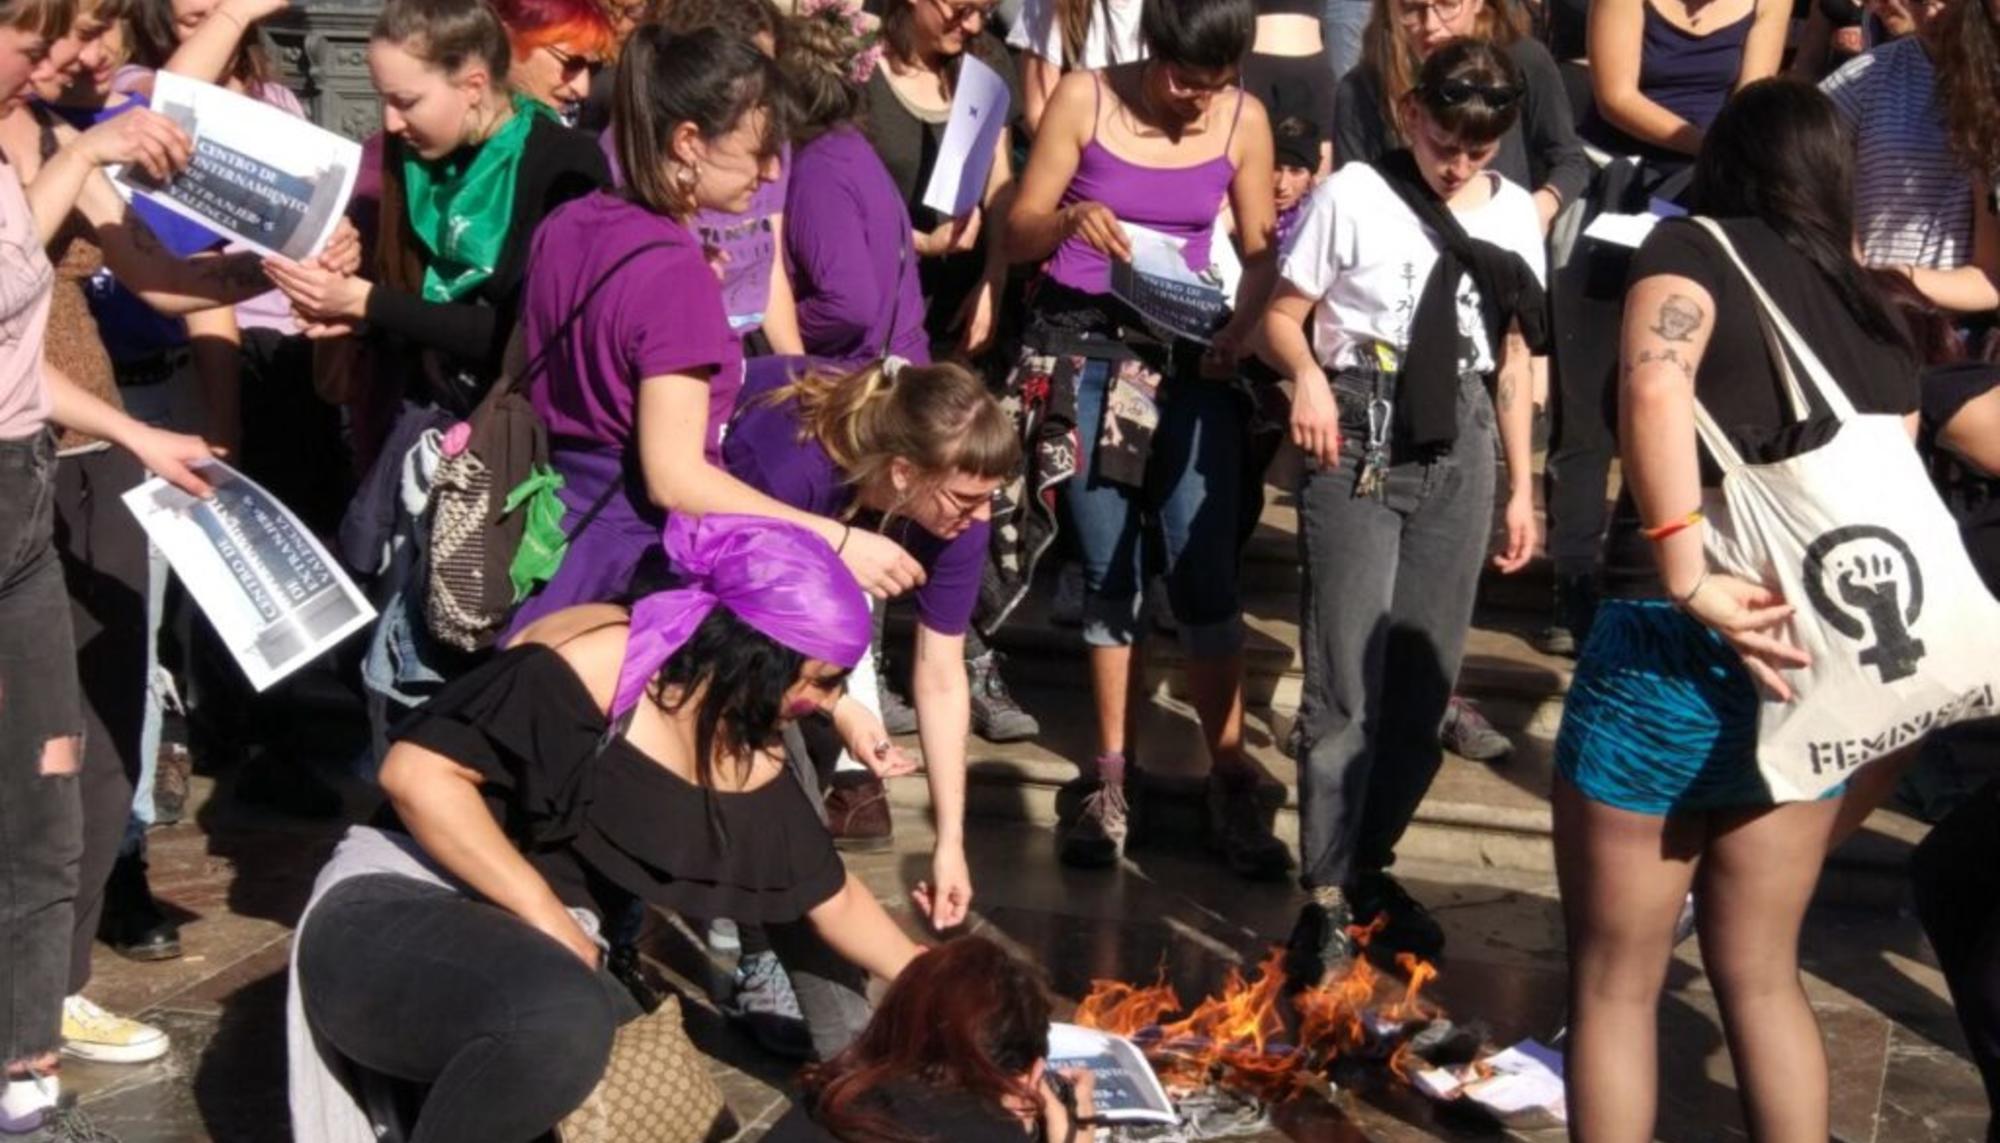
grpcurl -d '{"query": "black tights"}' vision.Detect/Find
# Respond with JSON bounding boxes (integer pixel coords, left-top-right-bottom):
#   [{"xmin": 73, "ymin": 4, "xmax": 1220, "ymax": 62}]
[{"xmin": 1911, "ymin": 779, "xmax": 2000, "ymax": 1143}]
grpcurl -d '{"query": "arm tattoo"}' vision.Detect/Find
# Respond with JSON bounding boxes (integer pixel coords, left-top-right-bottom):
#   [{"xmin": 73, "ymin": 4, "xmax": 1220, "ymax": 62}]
[
  {"xmin": 192, "ymin": 253, "xmax": 271, "ymax": 295},
  {"xmin": 1649, "ymin": 294, "xmax": 1705, "ymax": 342},
  {"xmin": 1631, "ymin": 347, "xmax": 1696, "ymax": 380}
]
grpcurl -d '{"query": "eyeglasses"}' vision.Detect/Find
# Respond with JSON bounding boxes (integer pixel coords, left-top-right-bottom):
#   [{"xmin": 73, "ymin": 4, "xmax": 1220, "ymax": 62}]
[
  {"xmin": 934, "ymin": 483, "xmax": 1000, "ymax": 517},
  {"xmin": 1395, "ymin": 0, "xmax": 1469, "ymax": 27},
  {"xmin": 544, "ymin": 45, "xmax": 603, "ymax": 76},
  {"xmin": 930, "ymin": 0, "xmax": 997, "ymax": 28},
  {"xmin": 1420, "ymin": 76, "xmax": 1522, "ymax": 109}
]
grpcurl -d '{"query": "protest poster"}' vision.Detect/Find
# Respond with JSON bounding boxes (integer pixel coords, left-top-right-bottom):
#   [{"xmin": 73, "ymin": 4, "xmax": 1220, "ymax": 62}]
[
  {"xmin": 920, "ymin": 53, "xmax": 1012, "ymax": 218},
  {"xmin": 117, "ymin": 71, "xmax": 360, "ymax": 261},
  {"xmin": 124, "ymin": 461, "xmax": 374, "ymax": 692},
  {"xmin": 1109, "ymin": 222, "xmax": 1231, "ymax": 344}
]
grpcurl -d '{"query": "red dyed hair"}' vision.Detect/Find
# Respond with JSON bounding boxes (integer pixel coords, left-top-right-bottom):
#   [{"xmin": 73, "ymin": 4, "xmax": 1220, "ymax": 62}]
[
  {"xmin": 803, "ymin": 938, "xmax": 1052, "ymax": 1142},
  {"xmin": 492, "ymin": 0, "xmax": 611, "ymax": 57}
]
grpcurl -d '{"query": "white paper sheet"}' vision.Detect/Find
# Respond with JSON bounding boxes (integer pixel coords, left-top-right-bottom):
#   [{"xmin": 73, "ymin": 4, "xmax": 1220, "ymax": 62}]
[
  {"xmin": 920, "ymin": 54, "xmax": 1012, "ymax": 218},
  {"xmin": 124, "ymin": 460, "xmax": 374, "ymax": 692},
  {"xmin": 117, "ymin": 71, "xmax": 361, "ymax": 260},
  {"xmin": 1046, "ymin": 1022, "xmax": 1178, "ymax": 1125},
  {"xmin": 1108, "ymin": 222, "xmax": 1231, "ymax": 343}
]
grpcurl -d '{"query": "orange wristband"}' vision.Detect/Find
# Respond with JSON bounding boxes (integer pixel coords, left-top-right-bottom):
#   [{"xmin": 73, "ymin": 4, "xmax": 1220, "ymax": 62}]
[{"xmin": 1643, "ymin": 509, "xmax": 1704, "ymax": 543}]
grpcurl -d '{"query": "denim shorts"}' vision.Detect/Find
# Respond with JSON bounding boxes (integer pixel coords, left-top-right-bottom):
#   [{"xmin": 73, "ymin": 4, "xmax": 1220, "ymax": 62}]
[{"xmin": 1557, "ymin": 599, "xmax": 1842, "ymax": 815}]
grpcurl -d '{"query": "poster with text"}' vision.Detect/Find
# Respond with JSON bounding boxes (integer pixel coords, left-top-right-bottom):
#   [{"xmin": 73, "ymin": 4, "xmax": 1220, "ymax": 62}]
[
  {"xmin": 1109, "ymin": 222, "xmax": 1231, "ymax": 344},
  {"xmin": 117, "ymin": 72, "xmax": 360, "ymax": 260},
  {"xmin": 124, "ymin": 460, "xmax": 374, "ymax": 692}
]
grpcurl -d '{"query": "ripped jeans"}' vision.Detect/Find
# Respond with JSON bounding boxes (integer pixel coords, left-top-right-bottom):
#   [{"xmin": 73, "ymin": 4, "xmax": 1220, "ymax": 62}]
[{"xmin": 0, "ymin": 431, "xmax": 86, "ymax": 1064}]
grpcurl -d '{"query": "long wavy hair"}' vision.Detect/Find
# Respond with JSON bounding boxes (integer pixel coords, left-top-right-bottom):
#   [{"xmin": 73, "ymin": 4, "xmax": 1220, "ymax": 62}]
[
  {"xmin": 1361, "ymin": 0, "xmax": 1523, "ymax": 141},
  {"xmin": 1693, "ymin": 78, "xmax": 1910, "ymax": 352},
  {"xmin": 802, "ymin": 938, "xmax": 1053, "ymax": 1143},
  {"xmin": 1932, "ymin": 0, "xmax": 2000, "ymax": 176}
]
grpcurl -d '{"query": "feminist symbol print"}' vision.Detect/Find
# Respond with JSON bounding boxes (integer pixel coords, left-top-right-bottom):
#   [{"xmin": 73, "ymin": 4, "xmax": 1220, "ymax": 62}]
[{"xmin": 1802, "ymin": 525, "xmax": 1927, "ymax": 683}]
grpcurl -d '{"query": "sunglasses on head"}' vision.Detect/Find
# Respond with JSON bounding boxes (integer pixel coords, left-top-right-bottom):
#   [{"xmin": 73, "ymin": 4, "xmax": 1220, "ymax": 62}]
[{"xmin": 1421, "ymin": 76, "xmax": 1522, "ymax": 109}]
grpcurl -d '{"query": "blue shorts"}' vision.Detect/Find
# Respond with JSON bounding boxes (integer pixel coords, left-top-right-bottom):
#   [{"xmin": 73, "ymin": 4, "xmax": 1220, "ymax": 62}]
[{"xmin": 1556, "ymin": 600, "xmax": 1843, "ymax": 815}]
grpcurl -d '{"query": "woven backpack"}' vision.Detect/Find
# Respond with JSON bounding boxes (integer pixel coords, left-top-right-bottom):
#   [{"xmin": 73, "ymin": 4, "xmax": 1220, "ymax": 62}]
[{"xmin": 423, "ymin": 241, "xmax": 672, "ymax": 651}]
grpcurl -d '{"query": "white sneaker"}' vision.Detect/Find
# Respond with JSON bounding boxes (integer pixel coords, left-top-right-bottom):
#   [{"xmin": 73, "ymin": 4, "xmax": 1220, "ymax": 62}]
[
  {"xmin": 0, "ymin": 1072, "xmax": 57, "ymax": 1134},
  {"xmin": 60, "ymin": 996, "xmax": 168, "ymax": 1065}
]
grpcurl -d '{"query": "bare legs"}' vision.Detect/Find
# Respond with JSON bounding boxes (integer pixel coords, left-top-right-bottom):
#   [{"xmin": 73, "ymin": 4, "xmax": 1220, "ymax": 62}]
[{"xmin": 1555, "ymin": 776, "xmax": 1842, "ymax": 1142}]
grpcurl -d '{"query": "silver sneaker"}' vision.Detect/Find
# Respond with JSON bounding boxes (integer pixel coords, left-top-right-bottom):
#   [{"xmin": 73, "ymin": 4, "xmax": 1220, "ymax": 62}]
[
  {"xmin": 1057, "ymin": 780, "xmax": 1129, "ymax": 868},
  {"xmin": 726, "ymin": 951, "xmax": 813, "ymax": 1060}
]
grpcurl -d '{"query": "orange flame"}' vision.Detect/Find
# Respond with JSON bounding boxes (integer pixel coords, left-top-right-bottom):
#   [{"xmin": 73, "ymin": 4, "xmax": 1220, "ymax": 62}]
[{"xmin": 1074, "ymin": 916, "xmax": 1445, "ymax": 1103}]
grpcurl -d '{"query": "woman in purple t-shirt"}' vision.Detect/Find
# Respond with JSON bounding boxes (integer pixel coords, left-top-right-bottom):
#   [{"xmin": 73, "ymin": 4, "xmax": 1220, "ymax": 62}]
[
  {"xmin": 725, "ymin": 356, "xmax": 1020, "ymax": 936},
  {"xmin": 507, "ymin": 25, "xmax": 924, "ymax": 639}
]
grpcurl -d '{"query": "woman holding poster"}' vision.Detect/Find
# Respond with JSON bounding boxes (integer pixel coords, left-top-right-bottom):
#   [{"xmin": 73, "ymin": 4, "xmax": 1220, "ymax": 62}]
[
  {"xmin": 0, "ymin": 0, "xmax": 215, "ymax": 1128},
  {"xmin": 1002, "ymin": 0, "xmax": 1284, "ymax": 878}
]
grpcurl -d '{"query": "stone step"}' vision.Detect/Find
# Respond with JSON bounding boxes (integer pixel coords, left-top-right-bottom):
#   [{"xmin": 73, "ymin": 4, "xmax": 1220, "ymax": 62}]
[
  {"xmin": 901, "ymin": 590, "xmax": 1575, "ymax": 736},
  {"xmin": 890, "ymin": 678, "xmax": 1923, "ymax": 911}
]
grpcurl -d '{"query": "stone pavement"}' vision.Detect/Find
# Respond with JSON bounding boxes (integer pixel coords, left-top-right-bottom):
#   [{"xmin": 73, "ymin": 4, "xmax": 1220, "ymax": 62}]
[{"xmin": 63, "ymin": 773, "xmax": 1989, "ymax": 1143}]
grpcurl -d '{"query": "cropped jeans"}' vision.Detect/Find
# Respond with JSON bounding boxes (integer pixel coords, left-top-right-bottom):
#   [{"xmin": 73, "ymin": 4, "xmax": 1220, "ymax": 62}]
[
  {"xmin": 1067, "ymin": 359, "xmax": 1247, "ymax": 660},
  {"xmin": 0, "ymin": 432, "xmax": 86, "ymax": 1064}
]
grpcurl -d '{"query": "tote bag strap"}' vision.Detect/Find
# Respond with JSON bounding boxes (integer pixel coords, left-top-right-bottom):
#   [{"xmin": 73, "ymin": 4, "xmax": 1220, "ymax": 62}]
[{"xmin": 1688, "ymin": 217, "xmax": 1860, "ymax": 423}]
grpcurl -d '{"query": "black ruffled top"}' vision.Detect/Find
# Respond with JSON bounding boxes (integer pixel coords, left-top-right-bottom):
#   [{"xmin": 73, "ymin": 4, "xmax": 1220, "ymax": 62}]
[{"xmin": 381, "ymin": 645, "xmax": 845, "ymax": 924}]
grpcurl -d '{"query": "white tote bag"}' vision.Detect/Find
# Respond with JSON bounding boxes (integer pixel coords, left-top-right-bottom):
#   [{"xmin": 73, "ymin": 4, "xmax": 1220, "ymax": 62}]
[{"xmin": 1688, "ymin": 217, "xmax": 2000, "ymax": 801}]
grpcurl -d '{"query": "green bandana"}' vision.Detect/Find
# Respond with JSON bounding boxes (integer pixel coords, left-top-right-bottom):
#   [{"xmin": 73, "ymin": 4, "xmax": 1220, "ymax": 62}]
[
  {"xmin": 403, "ymin": 94, "xmax": 553, "ymax": 303},
  {"xmin": 504, "ymin": 464, "xmax": 570, "ymax": 603}
]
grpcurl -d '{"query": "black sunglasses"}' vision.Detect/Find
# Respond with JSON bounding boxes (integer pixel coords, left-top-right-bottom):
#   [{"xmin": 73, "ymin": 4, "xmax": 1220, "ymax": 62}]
[{"xmin": 1422, "ymin": 77, "xmax": 1522, "ymax": 110}]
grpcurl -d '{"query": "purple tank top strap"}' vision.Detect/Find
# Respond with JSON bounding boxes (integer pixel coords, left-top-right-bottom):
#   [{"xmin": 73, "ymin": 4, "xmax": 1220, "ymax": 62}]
[{"xmin": 1224, "ymin": 88, "xmax": 1247, "ymax": 151}]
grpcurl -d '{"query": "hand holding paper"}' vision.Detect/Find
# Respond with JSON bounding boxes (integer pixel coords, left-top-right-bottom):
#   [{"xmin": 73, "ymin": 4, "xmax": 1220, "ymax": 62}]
[
  {"xmin": 920, "ymin": 54, "xmax": 1011, "ymax": 218},
  {"xmin": 1063, "ymin": 202, "xmax": 1133, "ymax": 261},
  {"xmin": 78, "ymin": 108, "xmax": 191, "ymax": 182}
]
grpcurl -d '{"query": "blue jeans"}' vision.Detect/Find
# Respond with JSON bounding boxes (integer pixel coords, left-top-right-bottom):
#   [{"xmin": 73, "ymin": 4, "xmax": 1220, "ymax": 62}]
[
  {"xmin": 1323, "ymin": 0, "xmax": 1371, "ymax": 83},
  {"xmin": 1067, "ymin": 359, "xmax": 1246, "ymax": 658}
]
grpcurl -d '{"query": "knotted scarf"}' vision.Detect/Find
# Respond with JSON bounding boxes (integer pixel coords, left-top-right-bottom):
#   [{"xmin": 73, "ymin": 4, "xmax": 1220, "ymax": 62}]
[
  {"xmin": 1373, "ymin": 148, "xmax": 1551, "ymax": 448},
  {"xmin": 403, "ymin": 93, "xmax": 553, "ymax": 302},
  {"xmin": 611, "ymin": 514, "xmax": 872, "ymax": 717}
]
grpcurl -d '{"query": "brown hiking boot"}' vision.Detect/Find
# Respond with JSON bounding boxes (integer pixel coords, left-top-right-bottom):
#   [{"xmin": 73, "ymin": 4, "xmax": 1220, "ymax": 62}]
[{"xmin": 824, "ymin": 773, "xmax": 893, "ymax": 853}]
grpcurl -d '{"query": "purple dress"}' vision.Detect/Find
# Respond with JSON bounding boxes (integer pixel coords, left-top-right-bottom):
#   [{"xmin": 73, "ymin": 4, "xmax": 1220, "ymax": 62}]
[
  {"xmin": 784, "ymin": 126, "xmax": 930, "ymax": 367},
  {"xmin": 723, "ymin": 357, "xmax": 987, "ymax": 635},
  {"xmin": 505, "ymin": 191, "xmax": 743, "ymax": 637}
]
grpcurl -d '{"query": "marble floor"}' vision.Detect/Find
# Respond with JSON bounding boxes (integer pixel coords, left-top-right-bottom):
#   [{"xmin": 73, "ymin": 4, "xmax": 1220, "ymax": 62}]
[{"xmin": 61, "ymin": 773, "xmax": 1990, "ymax": 1143}]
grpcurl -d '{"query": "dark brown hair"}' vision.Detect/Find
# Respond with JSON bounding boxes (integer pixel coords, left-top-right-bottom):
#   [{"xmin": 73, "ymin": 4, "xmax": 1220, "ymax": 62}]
[
  {"xmin": 2, "ymin": 0, "xmax": 76, "ymax": 40},
  {"xmin": 1404, "ymin": 36, "xmax": 1523, "ymax": 145},
  {"xmin": 803, "ymin": 938, "xmax": 1052, "ymax": 1143},
  {"xmin": 1933, "ymin": 0, "xmax": 2000, "ymax": 175},
  {"xmin": 1694, "ymin": 78, "xmax": 1911, "ymax": 352},
  {"xmin": 1362, "ymin": 0, "xmax": 1522, "ymax": 142},
  {"xmin": 614, "ymin": 22, "xmax": 779, "ymax": 218}
]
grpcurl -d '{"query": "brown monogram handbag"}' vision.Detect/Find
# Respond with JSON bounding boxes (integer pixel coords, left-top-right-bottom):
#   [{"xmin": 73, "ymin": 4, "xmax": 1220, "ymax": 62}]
[{"xmin": 556, "ymin": 993, "xmax": 733, "ymax": 1143}]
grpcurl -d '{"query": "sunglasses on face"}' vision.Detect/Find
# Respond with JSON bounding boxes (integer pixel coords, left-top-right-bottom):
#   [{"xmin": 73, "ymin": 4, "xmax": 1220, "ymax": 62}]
[
  {"xmin": 544, "ymin": 45, "xmax": 602, "ymax": 76},
  {"xmin": 1421, "ymin": 76, "xmax": 1522, "ymax": 109}
]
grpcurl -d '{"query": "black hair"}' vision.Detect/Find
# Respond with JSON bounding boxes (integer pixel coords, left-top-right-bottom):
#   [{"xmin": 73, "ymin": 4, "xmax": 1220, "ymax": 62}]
[
  {"xmin": 1138, "ymin": 0, "xmax": 1253, "ymax": 70},
  {"xmin": 1693, "ymin": 77, "xmax": 1910, "ymax": 352},
  {"xmin": 614, "ymin": 23, "xmax": 782, "ymax": 217},
  {"xmin": 644, "ymin": 606, "xmax": 839, "ymax": 806},
  {"xmin": 119, "ymin": 0, "xmax": 177, "ymax": 67},
  {"xmin": 1408, "ymin": 37, "xmax": 1523, "ymax": 145}
]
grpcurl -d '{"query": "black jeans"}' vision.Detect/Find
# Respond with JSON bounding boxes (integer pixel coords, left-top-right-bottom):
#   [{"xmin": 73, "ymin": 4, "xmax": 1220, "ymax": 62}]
[
  {"xmin": 1911, "ymin": 779, "xmax": 2000, "ymax": 1142},
  {"xmin": 0, "ymin": 432, "xmax": 85, "ymax": 1063},
  {"xmin": 53, "ymin": 447, "xmax": 150, "ymax": 994},
  {"xmin": 1292, "ymin": 377, "xmax": 1496, "ymax": 891},
  {"xmin": 297, "ymin": 875, "xmax": 637, "ymax": 1143}
]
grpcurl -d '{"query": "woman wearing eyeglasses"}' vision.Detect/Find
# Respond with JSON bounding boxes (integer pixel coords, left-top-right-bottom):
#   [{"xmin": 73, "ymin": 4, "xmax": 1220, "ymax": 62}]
[
  {"xmin": 493, "ymin": 0, "xmax": 613, "ymax": 125},
  {"xmin": 1005, "ymin": 0, "xmax": 1288, "ymax": 879},
  {"xmin": 1335, "ymin": 0, "xmax": 1587, "ymax": 233},
  {"xmin": 1260, "ymin": 38, "xmax": 1543, "ymax": 978},
  {"xmin": 864, "ymin": 0, "xmax": 1019, "ymax": 360}
]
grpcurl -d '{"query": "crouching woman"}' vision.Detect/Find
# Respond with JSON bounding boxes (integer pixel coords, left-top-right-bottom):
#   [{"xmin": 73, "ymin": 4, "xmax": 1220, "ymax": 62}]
[{"xmin": 287, "ymin": 514, "xmax": 922, "ymax": 1143}]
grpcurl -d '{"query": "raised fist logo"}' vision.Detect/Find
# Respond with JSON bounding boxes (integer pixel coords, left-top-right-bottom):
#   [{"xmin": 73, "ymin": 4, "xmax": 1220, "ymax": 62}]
[{"xmin": 1803, "ymin": 525, "xmax": 1926, "ymax": 683}]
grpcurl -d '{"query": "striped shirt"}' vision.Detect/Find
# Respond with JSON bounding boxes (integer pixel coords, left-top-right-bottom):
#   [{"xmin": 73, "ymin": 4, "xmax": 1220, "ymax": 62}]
[{"xmin": 1822, "ymin": 37, "xmax": 1974, "ymax": 270}]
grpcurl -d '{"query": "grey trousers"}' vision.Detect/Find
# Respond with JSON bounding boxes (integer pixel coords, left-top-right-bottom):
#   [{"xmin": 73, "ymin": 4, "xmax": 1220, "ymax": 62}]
[{"xmin": 1292, "ymin": 375, "xmax": 1497, "ymax": 891}]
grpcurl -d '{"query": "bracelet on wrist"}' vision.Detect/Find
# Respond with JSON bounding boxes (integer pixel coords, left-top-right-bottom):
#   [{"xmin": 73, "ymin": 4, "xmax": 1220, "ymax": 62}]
[
  {"xmin": 1670, "ymin": 568, "xmax": 1711, "ymax": 611},
  {"xmin": 1643, "ymin": 508, "xmax": 1704, "ymax": 543},
  {"xmin": 836, "ymin": 524, "xmax": 851, "ymax": 555}
]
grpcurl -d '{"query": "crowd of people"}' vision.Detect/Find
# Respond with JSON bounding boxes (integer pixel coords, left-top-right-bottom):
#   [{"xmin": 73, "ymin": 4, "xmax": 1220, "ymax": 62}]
[{"xmin": 1, "ymin": 0, "xmax": 1999, "ymax": 1138}]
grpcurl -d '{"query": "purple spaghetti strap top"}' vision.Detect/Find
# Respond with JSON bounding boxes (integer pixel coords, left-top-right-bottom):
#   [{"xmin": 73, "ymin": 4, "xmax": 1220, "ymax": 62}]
[{"xmin": 1043, "ymin": 74, "xmax": 1243, "ymax": 297}]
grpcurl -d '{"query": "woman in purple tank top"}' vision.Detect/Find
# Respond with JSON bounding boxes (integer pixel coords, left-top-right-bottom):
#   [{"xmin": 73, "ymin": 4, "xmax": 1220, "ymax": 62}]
[{"xmin": 1004, "ymin": 0, "xmax": 1290, "ymax": 880}]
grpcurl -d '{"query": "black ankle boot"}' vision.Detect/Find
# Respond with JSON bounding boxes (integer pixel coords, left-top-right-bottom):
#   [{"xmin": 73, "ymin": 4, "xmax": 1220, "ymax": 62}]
[
  {"xmin": 1537, "ymin": 572, "xmax": 1599, "ymax": 658},
  {"xmin": 98, "ymin": 851, "xmax": 181, "ymax": 962}
]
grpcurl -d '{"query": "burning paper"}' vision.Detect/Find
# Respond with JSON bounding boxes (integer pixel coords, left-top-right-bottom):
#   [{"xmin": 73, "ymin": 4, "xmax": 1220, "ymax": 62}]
[{"xmin": 1413, "ymin": 1039, "xmax": 1567, "ymax": 1127}]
